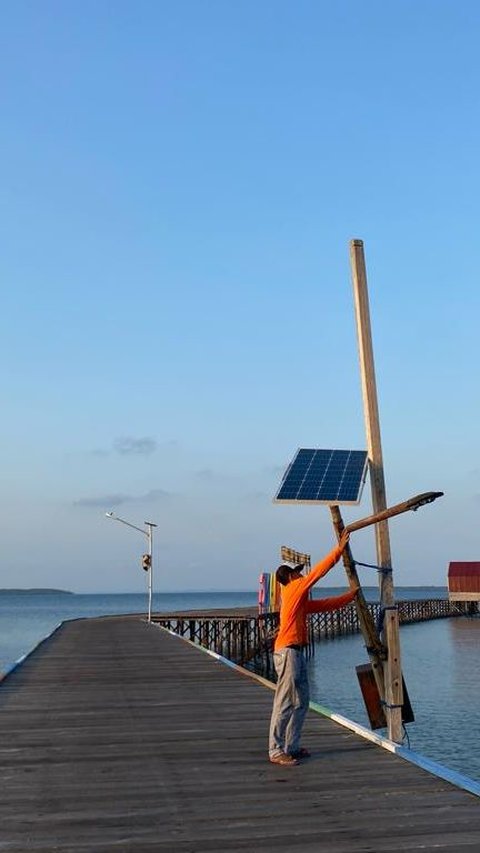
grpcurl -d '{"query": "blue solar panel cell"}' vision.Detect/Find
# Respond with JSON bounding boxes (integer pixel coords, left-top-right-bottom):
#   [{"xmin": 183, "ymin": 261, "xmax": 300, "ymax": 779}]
[{"xmin": 274, "ymin": 448, "xmax": 368, "ymax": 505}]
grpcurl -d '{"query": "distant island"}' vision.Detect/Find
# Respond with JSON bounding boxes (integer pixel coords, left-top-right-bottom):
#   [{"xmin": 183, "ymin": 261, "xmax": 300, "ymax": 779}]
[{"xmin": 0, "ymin": 588, "xmax": 74, "ymax": 595}]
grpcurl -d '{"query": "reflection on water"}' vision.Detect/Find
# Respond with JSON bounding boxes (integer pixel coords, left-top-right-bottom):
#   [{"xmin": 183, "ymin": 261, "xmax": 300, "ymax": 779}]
[{"xmin": 309, "ymin": 615, "xmax": 480, "ymax": 781}]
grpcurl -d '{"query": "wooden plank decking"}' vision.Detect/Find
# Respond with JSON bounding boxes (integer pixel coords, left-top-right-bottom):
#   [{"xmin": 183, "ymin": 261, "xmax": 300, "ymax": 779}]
[{"xmin": 1, "ymin": 615, "xmax": 479, "ymax": 852}]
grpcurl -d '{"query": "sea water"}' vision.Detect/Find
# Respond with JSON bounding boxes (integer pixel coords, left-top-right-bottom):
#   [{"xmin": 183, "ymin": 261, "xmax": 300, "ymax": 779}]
[
  {"xmin": 308, "ymin": 612, "xmax": 480, "ymax": 781},
  {"xmin": 1, "ymin": 587, "xmax": 479, "ymax": 782},
  {"xmin": 0, "ymin": 589, "xmax": 258, "ymax": 673}
]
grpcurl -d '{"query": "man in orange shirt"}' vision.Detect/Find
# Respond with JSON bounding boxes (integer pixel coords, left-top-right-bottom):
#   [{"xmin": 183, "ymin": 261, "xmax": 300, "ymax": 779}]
[{"xmin": 269, "ymin": 530, "xmax": 356, "ymax": 766}]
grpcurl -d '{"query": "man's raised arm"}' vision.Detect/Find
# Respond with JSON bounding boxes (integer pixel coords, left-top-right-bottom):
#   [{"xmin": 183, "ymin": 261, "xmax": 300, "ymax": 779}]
[{"xmin": 301, "ymin": 529, "xmax": 350, "ymax": 592}]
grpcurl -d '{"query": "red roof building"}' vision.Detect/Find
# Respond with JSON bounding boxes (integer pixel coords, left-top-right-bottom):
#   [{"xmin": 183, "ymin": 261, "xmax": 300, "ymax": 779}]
[{"xmin": 448, "ymin": 562, "xmax": 480, "ymax": 601}]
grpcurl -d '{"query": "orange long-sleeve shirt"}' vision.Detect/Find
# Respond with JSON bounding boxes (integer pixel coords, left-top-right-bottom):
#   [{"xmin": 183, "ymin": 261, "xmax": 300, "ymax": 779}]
[{"xmin": 274, "ymin": 543, "xmax": 356, "ymax": 651}]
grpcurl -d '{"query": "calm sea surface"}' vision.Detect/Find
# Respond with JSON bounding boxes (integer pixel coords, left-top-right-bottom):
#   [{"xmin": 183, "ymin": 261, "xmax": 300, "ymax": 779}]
[{"xmin": 1, "ymin": 586, "xmax": 479, "ymax": 783}]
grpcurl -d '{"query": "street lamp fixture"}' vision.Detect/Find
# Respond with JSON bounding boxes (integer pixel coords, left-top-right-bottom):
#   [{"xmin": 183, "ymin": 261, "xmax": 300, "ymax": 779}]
[{"xmin": 105, "ymin": 511, "xmax": 157, "ymax": 622}]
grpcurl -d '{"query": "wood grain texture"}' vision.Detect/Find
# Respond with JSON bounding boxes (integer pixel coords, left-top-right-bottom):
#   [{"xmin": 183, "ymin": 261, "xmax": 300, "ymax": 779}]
[{"xmin": 1, "ymin": 616, "xmax": 479, "ymax": 852}]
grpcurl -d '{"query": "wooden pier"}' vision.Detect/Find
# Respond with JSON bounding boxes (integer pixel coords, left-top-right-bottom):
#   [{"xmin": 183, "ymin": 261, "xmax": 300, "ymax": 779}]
[
  {"xmin": 1, "ymin": 615, "xmax": 480, "ymax": 851},
  {"xmin": 154, "ymin": 597, "xmax": 476, "ymax": 670}
]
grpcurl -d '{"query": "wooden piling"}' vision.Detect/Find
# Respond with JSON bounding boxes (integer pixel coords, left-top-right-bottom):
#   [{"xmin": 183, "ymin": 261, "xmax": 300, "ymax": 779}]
[
  {"xmin": 350, "ymin": 238, "xmax": 404, "ymax": 743},
  {"xmin": 330, "ymin": 504, "xmax": 386, "ymax": 701}
]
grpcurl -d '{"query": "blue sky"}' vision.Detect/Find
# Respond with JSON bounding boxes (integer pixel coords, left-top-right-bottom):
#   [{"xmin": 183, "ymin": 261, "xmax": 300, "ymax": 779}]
[{"xmin": 1, "ymin": 1, "xmax": 479, "ymax": 592}]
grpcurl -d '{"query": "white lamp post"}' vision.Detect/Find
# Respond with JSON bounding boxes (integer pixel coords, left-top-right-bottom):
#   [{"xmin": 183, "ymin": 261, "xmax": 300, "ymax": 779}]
[{"xmin": 105, "ymin": 512, "xmax": 157, "ymax": 622}]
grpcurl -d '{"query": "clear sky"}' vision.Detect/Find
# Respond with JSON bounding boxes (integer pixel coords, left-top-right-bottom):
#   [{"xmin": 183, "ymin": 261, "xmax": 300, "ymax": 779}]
[{"xmin": 1, "ymin": 1, "xmax": 479, "ymax": 592}]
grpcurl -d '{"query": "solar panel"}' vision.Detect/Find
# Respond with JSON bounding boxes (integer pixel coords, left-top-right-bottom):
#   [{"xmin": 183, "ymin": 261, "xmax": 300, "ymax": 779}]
[{"xmin": 273, "ymin": 448, "xmax": 369, "ymax": 505}]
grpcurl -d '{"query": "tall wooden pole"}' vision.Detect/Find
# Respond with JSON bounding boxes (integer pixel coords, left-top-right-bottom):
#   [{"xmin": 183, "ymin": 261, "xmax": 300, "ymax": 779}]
[{"xmin": 349, "ymin": 239, "xmax": 404, "ymax": 743}]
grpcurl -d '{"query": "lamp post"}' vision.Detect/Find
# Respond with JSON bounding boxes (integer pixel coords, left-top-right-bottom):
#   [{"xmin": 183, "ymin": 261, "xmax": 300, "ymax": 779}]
[{"xmin": 105, "ymin": 512, "xmax": 157, "ymax": 622}]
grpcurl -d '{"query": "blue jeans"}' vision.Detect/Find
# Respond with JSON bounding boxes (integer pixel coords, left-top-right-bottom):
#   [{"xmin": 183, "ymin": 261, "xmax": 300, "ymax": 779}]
[{"xmin": 268, "ymin": 647, "xmax": 309, "ymax": 757}]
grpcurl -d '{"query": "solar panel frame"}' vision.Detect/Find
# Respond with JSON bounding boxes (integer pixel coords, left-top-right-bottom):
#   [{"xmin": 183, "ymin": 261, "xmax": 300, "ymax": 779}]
[{"xmin": 273, "ymin": 448, "xmax": 369, "ymax": 505}]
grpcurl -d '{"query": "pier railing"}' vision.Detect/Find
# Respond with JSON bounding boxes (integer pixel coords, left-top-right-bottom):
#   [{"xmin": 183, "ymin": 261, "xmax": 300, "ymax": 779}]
[
  {"xmin": 154, "ymin": 598, "xmax": 477, "ymax": 674},
  {"xmin": 309, "ymin": 597, "xmax": 478, "ymax": 642},
  {"xmin": 157, "ymin": 612, "xmax": 278, "ymax": 666}
]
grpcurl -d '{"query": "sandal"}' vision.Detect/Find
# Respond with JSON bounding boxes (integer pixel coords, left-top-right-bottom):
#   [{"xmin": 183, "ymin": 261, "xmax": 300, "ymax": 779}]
[
  {"xmin": 289, "ymin": 748, "xmax": 311, "ymax": 759},
  {"xmin": 269, "ymin": 752, "xmax": 298, "ymax": 766}
]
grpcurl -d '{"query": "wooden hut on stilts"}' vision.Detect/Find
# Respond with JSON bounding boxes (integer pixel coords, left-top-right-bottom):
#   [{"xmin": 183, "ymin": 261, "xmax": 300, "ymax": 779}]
[{"xmin": 448, "ymin": 562, "xmax": 480, "ymax": 615}]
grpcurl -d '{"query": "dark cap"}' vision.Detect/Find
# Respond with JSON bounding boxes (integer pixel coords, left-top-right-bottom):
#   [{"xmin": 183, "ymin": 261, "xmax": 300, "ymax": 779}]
[{"xmin": 275, "ymin": 563, "xmax": 305, "ymax": 586}]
